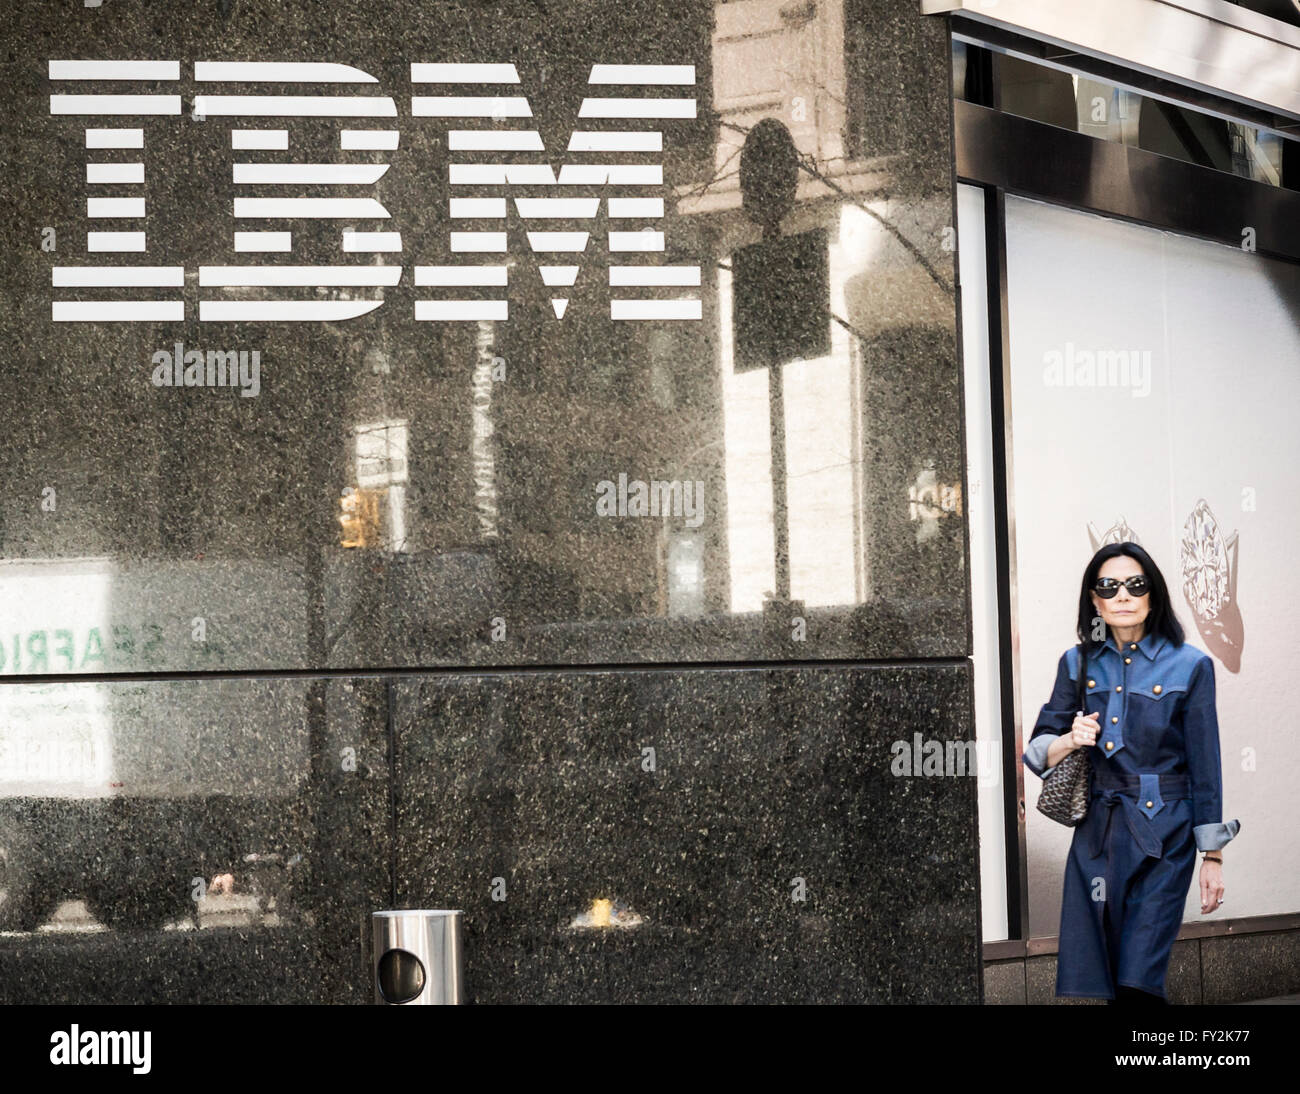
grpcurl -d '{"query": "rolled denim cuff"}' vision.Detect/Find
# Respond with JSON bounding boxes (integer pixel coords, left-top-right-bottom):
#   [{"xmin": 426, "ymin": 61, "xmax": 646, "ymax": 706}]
[
  {"xmin": 1023, "ymin": 733, "xmax": 1059, "ymax": 779},
  {"xmin": 1194, "ymin": 819, "xmax": 1241, "ymax": 851}
]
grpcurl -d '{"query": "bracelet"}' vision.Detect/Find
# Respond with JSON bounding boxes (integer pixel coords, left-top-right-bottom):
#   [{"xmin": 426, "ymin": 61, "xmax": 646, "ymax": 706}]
[{"xmin": 1203, "ymin": 853, "xmax": 1222, "ymax": 862}]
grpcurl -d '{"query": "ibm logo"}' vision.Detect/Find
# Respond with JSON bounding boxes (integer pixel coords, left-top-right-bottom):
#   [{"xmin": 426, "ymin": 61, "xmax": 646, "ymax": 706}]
[{"xmin": 48, "ymin": 61, "xmax": 702, "ymax": 325}]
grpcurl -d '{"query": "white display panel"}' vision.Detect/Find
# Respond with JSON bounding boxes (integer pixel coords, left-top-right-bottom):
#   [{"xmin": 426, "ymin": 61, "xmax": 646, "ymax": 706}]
[
  {"xmin": 957, "ymin": 184, "xmax": 1010, "ymax": 943},
  {"xmin": 1005, "ymin": 194, "xmax": 1300, "ymax": 936}
]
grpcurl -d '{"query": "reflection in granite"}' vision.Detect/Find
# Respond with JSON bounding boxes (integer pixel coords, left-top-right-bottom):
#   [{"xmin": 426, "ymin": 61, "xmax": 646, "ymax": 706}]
[
  {"xmin": 983, "ymin": 960, "xmax": 1027, "ymax": 1005},
  {"xmin": 1201, "ymin": 932, "xmax": 1300, "ymax": 1005},
  {"xmin": 1025, "ymin": 956, "xmax": 1102, "ymax": 1006},
  {"xmin": 0, "ymin": 677, "xmax": 389, "ymax": 1004},
  {"xmin": 1, "ymin": 0, "xmax": 973, "ymax": 1005},
  {"xmin": 394, "ymin": 664, "xmax": 979, "ymax": 1003},
  {"xmin": 1017, "ymin": 937, "xmax": 1299, "ymax": 1006},
  {"xmin": 0, "ymin": 0, "xmax": 962, "ymax": 673},
  {"xmin": 1166, "ymin": 939, "xmax": 1202, "ymax": 1006},
  {"xmin": 1023, "ymin": 943, "xmax": 1203, "ymax": 1005}
]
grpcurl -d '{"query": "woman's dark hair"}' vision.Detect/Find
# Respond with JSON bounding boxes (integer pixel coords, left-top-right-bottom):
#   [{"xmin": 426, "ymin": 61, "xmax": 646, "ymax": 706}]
[{"xmin": 1076, "ymin": 541, "xmax": 1184, "ymax": 651}]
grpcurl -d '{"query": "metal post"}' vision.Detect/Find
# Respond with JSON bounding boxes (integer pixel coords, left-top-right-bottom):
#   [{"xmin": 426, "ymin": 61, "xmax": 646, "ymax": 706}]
[
  {"xmin": 370, "ymin": 909, "xmax": 464, "ymax": 1005},
  {"xmin": 764, "ymin": 223, "xmax": 791, "ymax": 602}
]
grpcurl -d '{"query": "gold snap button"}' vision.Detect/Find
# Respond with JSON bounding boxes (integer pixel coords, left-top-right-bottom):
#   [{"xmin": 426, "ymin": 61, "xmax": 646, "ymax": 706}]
[
  {"xmin": 1130, "ymin": 643, "xmax": 1137, "ymax": 649},
  {"xmin": 1153, "ymin": 685, "xmax": 1162, "ymax": 694},
  {"xmin": 1087, "ymin": 679, "xmax": 1096, "ymax": 688},
  {"xmin": 1116, "ymin": 686, "xmax": 1122, "ymax": 692},
  {"xmin": 1105, "ymin": 742, "xmax": 1114, "ymax": 750},
  {"xmin": 1146, "ymin": 800, "xmax": 1154, "ymax": 809},
  {"xmin": 1111, "ymin": 716, "xmax": 1118, "ymax": 724},
  {"xmin": 1125, "ymin": 657, "xmax": 1132, "ymax": 664}
]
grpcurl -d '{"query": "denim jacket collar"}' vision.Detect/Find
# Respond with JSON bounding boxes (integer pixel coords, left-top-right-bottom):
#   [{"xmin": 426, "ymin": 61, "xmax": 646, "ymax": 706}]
[{"xmin": 1095, "ymin": 630, "xmax": 1166, "ymax": 661}]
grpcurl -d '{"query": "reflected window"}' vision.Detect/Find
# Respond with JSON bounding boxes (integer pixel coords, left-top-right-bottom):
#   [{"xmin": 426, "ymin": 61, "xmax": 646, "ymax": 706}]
[
  {"xmin": 954, "ymin": 43, "xmax": 1298, "ymax": 190},
  {"xmin": 347, "ymin": 419, "xmax": 409, "ymax": 551}
]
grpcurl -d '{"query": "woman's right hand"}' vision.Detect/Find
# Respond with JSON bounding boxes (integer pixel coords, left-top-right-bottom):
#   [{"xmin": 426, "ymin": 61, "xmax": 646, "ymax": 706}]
[{"xmin": 1070, "ymin": 711, "xmax": 1101, "ymax": 749}]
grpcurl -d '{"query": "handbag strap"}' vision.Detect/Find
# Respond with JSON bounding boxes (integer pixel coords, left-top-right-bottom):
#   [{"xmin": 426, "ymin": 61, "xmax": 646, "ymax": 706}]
[{"xmin": 1076, "ymin": 641, "xmax": 1088, "ymax": 713}]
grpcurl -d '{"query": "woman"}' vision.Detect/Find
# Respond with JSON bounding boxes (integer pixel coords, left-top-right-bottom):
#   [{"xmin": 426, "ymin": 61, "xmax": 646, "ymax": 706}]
[{"xmin": 1023, "ymin": 542, "xmax": 1240, "ymax": 1004}]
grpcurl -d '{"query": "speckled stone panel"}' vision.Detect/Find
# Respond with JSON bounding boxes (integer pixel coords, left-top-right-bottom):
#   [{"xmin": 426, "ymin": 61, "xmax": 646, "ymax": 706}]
[
  {"xmin": 1, "ymin": 0, "xmax": 972, "ymax": 1005},
  {"xmin": 393, "ymin": 662, "xmax": 979, "ymax": 1004},
  {"xmin": 1166, "ymin": 938, "xmax": 1202, "ymax": 1006},
  {"xmin": 0, "ymin": 676, "xmax": 389, "ymax": 1004},
  {"xmin": 1202, "ymin": 931, "xmax": 1300, "ymax": 1005},
  {"xmin": 984, "ymin": 959, "xmax": 1027, "ymax": 1005},
  {"xmin": 1022, "ymin": 940, "xmax": 1202, "ymax": 1005},
  {"xmin": 1026, "ymin": 955, "xmax": 1102, "ymax": 1005},
  {"xmin": 0, "ymin": 0, "xmax": 963, "ymax": 674}
]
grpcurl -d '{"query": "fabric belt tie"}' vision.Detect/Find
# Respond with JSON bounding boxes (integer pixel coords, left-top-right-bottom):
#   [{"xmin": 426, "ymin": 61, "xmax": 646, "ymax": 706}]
[{"xmin": 1087, "ymin": 773, "xmax": 1191, "ymax": 861}]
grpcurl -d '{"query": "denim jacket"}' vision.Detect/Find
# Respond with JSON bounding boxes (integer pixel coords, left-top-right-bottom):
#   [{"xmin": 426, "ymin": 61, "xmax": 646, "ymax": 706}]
[{"xmin": 1023, "ymin": 633, "xmax": 1240, "ymax": 851}]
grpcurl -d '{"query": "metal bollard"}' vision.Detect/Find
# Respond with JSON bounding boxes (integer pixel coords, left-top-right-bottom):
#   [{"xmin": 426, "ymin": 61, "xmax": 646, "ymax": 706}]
[{"xmin": 370, "ymin": 910, "xmax": 464, "ymax": 1005}]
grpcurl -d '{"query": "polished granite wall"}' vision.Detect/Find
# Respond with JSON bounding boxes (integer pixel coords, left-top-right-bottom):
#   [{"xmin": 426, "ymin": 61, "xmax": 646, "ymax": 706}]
[
  {"xmin": 0, "ymin": 0, "xmax": 974, "ymax": 1003},
  {"xmin": 0, "ymin": 664, "xmax": 978, "ymax": 1004},
  {"xmin": 393, "ymin": 665, "xmax": 979, "ymax": 1004},
  {"xmin": 0, "ymin": 676, "xmax": 391, "ymax": 1003}
]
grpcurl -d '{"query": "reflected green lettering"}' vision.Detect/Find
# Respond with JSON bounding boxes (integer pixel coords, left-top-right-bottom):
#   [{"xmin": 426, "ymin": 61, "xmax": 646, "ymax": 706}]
[
  {"xmin": 53, "ymin": 629, "xmax": 75, "ymax": 670},
  {"xmin": 141, "ymin": 623, "xmax": 163, "ymax": 664},
  {"xmin": 82, "ymin": 628, "xmax": 107, "ymax": 669},
  {"xmin": 112, "ymin": 625, "xmax": 135, "ymax": 664},
  {"xmin": 26, "ymin": 631, "xmax": 48, "ymax": 673}
]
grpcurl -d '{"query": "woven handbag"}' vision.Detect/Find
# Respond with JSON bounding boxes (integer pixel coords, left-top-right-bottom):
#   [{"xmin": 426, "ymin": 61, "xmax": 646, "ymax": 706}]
[{"xmin": 1035, "ymin": 643, "xmax": 1092, "ymax": 827}]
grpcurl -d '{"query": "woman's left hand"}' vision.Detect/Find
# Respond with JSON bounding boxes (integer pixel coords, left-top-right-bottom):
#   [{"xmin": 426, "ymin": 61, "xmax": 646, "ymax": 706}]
[{"xmin": 1199, "ymin": 859, "xmax": 1225, "ymax": 914}]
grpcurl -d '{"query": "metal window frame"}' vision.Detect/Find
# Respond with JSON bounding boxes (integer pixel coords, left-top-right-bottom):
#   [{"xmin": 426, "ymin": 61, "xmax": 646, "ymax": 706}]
[
  {"xmin": 925, "ymin": 0, "xmax": 1300, "ymax": 121},
  {"xmin": 951, "ymin": 21, "xmax": 1300, "ymax": 140}
]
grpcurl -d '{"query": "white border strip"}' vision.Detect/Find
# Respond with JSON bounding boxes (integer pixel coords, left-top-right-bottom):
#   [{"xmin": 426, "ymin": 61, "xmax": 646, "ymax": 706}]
[
  {"xmin": 194, "ymin": 95, "xmax": 397, "ymax": 117},
  {"xmin": 609, "ymin": 265, "xmax": 701, "ymax": 286},
  {"xmin": 233, "ymin": 198, "xmax": 390, "ymax": 218},
  {"xmin": 86, "ymin": 128, "xmax": 143, "ymax": 148},
  {"xmin": 199, "ymin": 266, "xmax": 402, "ymax": 287},
  {"xmin": 610, "ymin": 299, "xmax": 702, "ymax": 320},
  {"xmin": 53, "ymin": 266, "xmax": 183, "ymax": 287},
  {"xmin": 578, "ymin": 98, "xmax": 695, "ymax": 118},
  {"xmin": 412, "ymin": 96, "xmax": 532, "ymax": 117},
  {"xmin": 414, "ymin": 266, "xmax": 509, "ymax": 286},
  {"xmin": 196, "ymin": 62, "xmax": 378, "ymax": 83},
  {"xmin": 233, "ymin": 163, "xmax": 389, "ymax": 185},
  {"xmin": 87, "ymin": 198, "xmax": 145, "ymax": 218},
  {"xmin": 88, "ymin": 231, "xmax": 146, "ymax": 251},
  {"xmin": 50, "ymin": 61, "xmax": 180, "ymax": 80},
  {"xmin": 199, "ymin": 300, "xmax": 384, "ymax": 322},
  {"xmin": 54, "ymin": 301, "xmax": 183, "ymax": 321},
  {"xmin": 52, "ymin": 95, "xmax": 181, "ymax": 115},
  {"xmin": 87, "ymin": 163, "xmax": 144, "ymax": 184},
  {"xmin": 233, "ymin": 129, "xmax": 289, "ymax": 149},
  {"xmin": 411, "ymin": 63, "xmax": 521, "ymax": 83},
  {"xmin": 567, "ymin": 131, "xmax": 663, "ymax": 151},
  {"xmin": 588, "ymin": 64, "xmax": 695, "ymax": 85},
  {"xmin": 415, "ymin": 300, "xmax": 509, "ymax": 321}
]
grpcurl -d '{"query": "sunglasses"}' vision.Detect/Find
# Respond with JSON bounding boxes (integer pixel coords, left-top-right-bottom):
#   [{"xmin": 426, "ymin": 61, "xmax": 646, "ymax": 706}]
[{"xmin": 1093, "ymin": 576, "xmax": 1150, "ymax": 598}]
